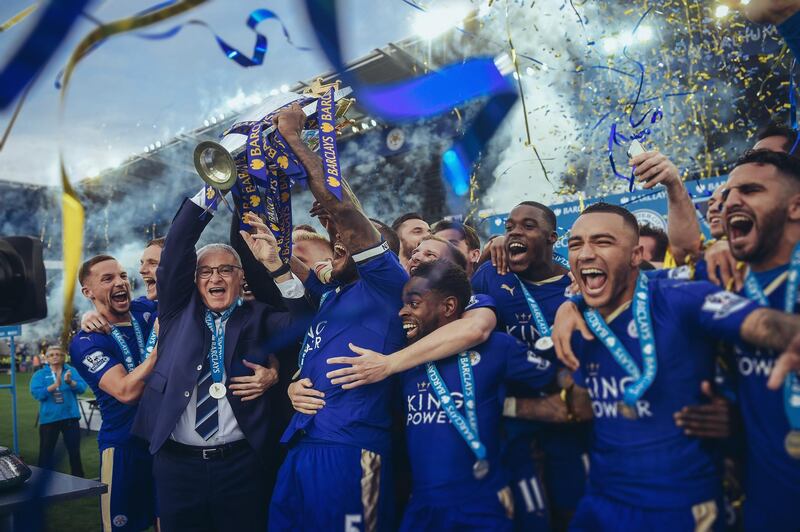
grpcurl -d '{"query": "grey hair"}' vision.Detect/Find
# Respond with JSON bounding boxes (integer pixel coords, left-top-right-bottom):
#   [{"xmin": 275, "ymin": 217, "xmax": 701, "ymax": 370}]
[{"xmin": 197, "ymin": 243, "xmax": 242, "ymax": 267}]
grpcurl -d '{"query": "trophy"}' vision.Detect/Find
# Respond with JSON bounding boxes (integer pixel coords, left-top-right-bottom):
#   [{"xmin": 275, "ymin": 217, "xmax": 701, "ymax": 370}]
[{"xmin": 193, "ymin": 81, "xmax": 354, "ymax": 191}]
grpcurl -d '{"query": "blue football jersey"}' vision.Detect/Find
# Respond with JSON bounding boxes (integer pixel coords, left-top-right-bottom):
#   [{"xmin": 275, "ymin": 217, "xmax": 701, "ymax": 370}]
[
  {"xmin": 572, "ymin": 278, "xmax": 758, "ymax": 509},
  {"xmin": 282, "ymin": 250, "xmax": 408, "ymax": 454},
  {"xmin": 401, "ymin": 332, "xmax": 554, "ymax": 502},
  {"xmin": 731, "ymin": 264, "xmax": 800, "ymax": 521},
  {"xmin": 70, "ymin": 311, "xmax": 155, "ymax": 450}
]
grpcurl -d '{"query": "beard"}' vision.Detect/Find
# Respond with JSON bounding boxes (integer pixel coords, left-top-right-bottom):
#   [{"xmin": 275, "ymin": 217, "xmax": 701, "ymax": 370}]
[{"xmin": 737, "ymin": 206, "xmax": 787, "ymax": 264}]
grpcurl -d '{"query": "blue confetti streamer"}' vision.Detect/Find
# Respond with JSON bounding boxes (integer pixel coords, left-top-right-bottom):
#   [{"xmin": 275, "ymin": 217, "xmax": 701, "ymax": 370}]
[
  {"xmin": 303, "ymin": 0, "xmax": 518, "ymax": 197},
  {"xmin": 0, "ymin": 0, "xmax": 93, "ymax": 109},
  {"xmin": 55, "ymin": 4, "xmax": 309, "ymax": 87}
]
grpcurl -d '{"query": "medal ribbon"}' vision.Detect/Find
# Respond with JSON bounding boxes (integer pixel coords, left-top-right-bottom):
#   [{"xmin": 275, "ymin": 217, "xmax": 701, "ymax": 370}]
[
  {"xmin": 742, "ymin": 242, "xmax": 800, "ymax": 433},
  {"xmin": 583, "ymin": 272, "xmax": 657, "ymax": 406},
  {"xmin": 144, "ymin": 326, "xmax": 158, "ymax": 359},
  {"xmin": 425, "ymin": 353, "xmax": 487, "ymax": 464},
  {"xmin": 317, "ymin": 87, "xmax": 343, "ymax": 200},
  {"xmin": 203, "ymin": 299, "xmax": 241, "ymax": 388},
  {"xmin": 110, "ymin": 318, "xmax": 145, "ymax": 373},
  {"xmin": 514, "ymin": 275, "xmax": 552, "ymax": 339}
]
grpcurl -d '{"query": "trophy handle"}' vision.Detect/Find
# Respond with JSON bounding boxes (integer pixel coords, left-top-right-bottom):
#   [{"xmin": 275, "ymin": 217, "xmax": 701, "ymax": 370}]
[{"xmin": 193, "ymin": 140, "xmax": 238, "ymax": 191}]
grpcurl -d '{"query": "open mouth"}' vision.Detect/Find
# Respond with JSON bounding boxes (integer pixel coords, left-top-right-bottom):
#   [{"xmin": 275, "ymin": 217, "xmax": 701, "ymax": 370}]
[
  {"xmin": 111, "ymin": 289, "xmax": 129, "ymax": 304},
  {"xmin": 727, "ymin": 213, "xmax": 754, "ymax": 242},
  {"xmin": 208, "ymin": 286, "xmax": 226, "ymax": 297},
  {"xmin": 708, "ymin": 215, "xmax": 722, "ymax": 227},
  {"xmin": 580, "ymin": 267, "xmax": 608, "ymax": 295},
  {"xmin": 143, "ymin": 277, "xmax": 155, "ymax": 290},
  {"xmin": 333, "ymin": 242, "xmax": 348, "ymax": 260},
  {"xmin": 507, "ymin": 240, "xmax": 528, "ymax": 257},
  {"xmin": 402, "ymin": 320, "xmax": 419, "ymax": 339}
]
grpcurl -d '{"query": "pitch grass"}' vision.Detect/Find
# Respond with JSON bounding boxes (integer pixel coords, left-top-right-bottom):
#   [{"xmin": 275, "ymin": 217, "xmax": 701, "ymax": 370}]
[{"xmin": 0, "ymin": 372, "xmax": 155, "ymax": 531}]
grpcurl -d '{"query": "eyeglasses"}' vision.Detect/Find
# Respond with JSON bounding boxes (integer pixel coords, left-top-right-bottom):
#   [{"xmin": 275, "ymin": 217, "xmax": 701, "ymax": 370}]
[{"xmin": 196, "ymin": 264, "xmax": 242, "ymax": 279}]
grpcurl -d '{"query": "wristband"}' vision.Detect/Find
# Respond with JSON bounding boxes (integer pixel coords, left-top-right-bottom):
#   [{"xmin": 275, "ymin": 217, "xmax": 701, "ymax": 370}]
[
  {"xmin": 268, "ymin": 262, "xmax": 291, "ymax": 279},
  {"xmin": 352, "ymin": 241, "xmax": 389, "ymax": 263},
  {"xmin": 503, "ymin": 397, "xmax": 517, "ymax": 418}
]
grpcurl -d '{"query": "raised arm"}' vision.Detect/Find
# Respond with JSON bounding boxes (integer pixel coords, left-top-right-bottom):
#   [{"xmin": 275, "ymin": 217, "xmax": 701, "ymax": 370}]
[
  {"xmin": 157, "ymin": 199, "xmax": 214, "ymax": 319},
  {"xmin": 275, "ymin": 104, "xmax": 381, "ymax": 252},
  {"xmin": 325, "ymin": 307, "xmax": 497, "ymax": 389},
  {"xmin": 230, "ymin": 210, "xmax": 285, "ymax": 308},
  {"xmin": 631, "ymin": 151, "xmax": 701, "ymax": 265}
]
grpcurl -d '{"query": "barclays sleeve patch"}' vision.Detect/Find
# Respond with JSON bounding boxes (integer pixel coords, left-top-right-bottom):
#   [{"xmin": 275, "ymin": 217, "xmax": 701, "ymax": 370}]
[
  {"xmin": 82, "ymin": 350, "xmax": 110, "ymax": 374},
  {"xmin": 701, "ymin": 291, "xmax": 751, "ymax": 319},
  {"xmin": 526, "ymin": 350, "xmax": 551, "ymax": 370}
]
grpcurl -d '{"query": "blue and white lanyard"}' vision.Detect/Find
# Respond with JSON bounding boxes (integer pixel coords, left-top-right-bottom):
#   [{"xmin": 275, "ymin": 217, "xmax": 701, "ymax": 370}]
[
  {"xmin": 742, "ymin": 242, "xmax": 800, "ymax": 432},
  {"xmin": 583, "ymin": 272, "xmax": 657, "ymax": 407},
  {"xmin": 425, "ymin": 353, "xmax": 487, "ymax": 463},
  {"xmin": 110, "ymin": 319, "xmax": 145, "ymax": 373},
  {"xmin": 203, "ymin": 299, "xmax": 241, "ymax": 387},
  {"xmin": 144, "ymin": 326, "xmax": 158, "ymax": 360},
  {"xmin": 297, "ymin": 289, "xmax": 334, "ymax": 372},
  {"xmin": 514, "ymin": 275, "xmax": 552, "ymax": 338}
]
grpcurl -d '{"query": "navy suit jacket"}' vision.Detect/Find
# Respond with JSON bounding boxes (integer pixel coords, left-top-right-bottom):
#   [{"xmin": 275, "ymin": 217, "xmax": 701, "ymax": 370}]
[{"xmin": 131, "ymin": 199, "xmax": 312, "ymax": 460}]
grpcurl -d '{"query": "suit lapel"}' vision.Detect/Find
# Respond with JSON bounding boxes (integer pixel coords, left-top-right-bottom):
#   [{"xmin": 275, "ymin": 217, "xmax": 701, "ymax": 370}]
[{"xmin": 223, "ymin": 306, "xmax": 249, "ymax": 373}]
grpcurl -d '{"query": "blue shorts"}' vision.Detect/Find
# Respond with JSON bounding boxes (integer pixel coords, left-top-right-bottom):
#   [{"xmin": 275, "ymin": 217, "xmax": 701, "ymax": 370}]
[
  {"xmin": 100, "ymin": 441, "xmax": 156, "ymax": 531},
  {"xmin": 501, "ymin": 421, "xmax": 551, "ymax": 531},
  {"xmin": 400, "ymin": 486, "xmax": 514, "ymax": 532},
  {"xmin": 269, "ymin": 441, "xmax": 394, "ymax": 531},
  {"xmin": 570, "ymin": 494, "xmax": 721, "ymax": 532},
  {"xmin": 537, "ymin": 422, "xmax": 590, "ymax": 513}
]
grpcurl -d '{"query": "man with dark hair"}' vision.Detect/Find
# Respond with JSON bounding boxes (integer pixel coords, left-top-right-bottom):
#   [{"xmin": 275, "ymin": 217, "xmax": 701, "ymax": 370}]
[
  {"xmin": 559, "ymin": 202, "xmax": 800, "ymax": 530},
  {"xmin": 397, "ymin": 259, "xmax": 555, "ymax": 530},
  {"xmin": 407, "ymin": 234, "xmax": 468, "ymax": 274},
  {"xmin": 268, "ymin": 103, "xmax": 407, "ymax": 531},
  {"xmin": 754, "ymin": 121, "xmax": 799, "ymax": 153},
  {"xmin": 471, "ymin": 201, "xmax": 588, "ymax": 530},
  {"xmin": 70, "ymin": 254, "xmax": 159, "ymax": 532},
  {"xmin": 432, "ymin": 219, "xmax": 482, "ymax": 275},
  {"xmin": 391, "ymin": 212, "xmax": 430, "ymax": 269},
  {"xmin": 638, "ymin": 224, "xmax": 669, "ymax": 265}
]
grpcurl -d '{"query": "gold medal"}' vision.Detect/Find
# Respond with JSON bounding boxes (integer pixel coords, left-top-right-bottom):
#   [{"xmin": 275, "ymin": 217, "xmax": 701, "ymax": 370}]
[
  {"xmin": 617, "ymin": 401, "xmax": 638, "ymax": 420},
  {"xmin": 785, "ymin": 430, "xmax": 800, "ymax": 459}
]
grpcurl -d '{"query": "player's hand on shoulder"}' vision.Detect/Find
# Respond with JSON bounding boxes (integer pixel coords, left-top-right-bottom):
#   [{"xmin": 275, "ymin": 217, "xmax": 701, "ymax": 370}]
[
  {"xmin": 288, "ymin": 378, "xmax": 325, "ymax": 414},
  {"xmin": 81, "ymin": 310, "xmax": 111, "ymax": 334},
  {"xmin": 478, "ymin": 236, "xmax": 508, "ymax": 275},
  {"xmin": 552, "ymin": 300, "xmax": 593, "ymax": 371}
]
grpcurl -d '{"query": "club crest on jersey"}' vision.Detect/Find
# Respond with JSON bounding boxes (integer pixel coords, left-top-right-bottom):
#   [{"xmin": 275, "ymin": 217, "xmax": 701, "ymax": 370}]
[
  {"xmin": 467, "ymin": 351, "xmax": 481, "ymax": 366},
  {"xmin": 668, "ymin": 265, "xmax": 693, "ymax": 280},
  {"xmin": 500, "ymin": 284, "xmax": 516, "ymax": 297},
  {"xmin": 586, "ymin": 362, "xmax": 600, "ymax": 376},
  {"xmin": 702, "ymin": 291, "xmax": 751, "ymax": 319},
  {"xmin": 113, "ymin": 515, "xmax": 128, "ymax": 527},
  {"xmin": 82, "ymin": 351, "xmax": 109, "ymax": 374},
  {"xmin": 515, "ymin": 312, "xmax": 532, "ymax": 324},
  {"xmin": 416, "ymin": 380, "xmax": 431, "ymax": 392}
]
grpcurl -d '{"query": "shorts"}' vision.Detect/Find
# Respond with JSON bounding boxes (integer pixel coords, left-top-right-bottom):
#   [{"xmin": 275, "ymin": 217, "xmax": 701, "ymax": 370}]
[
  {"xmin": 269, "ymin": 441, "xmax": 393, "ymax": 531},
  {"xmin": 100, "ymin": 442, "xmax": 156, "ymax": 531},
  {"xmin": 570, "ymin": 493, "xmax": 721, "ymax": 532},
  {"xmin": 400, "ymin": 486, "xmax": 514, "ymax": 532}
]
